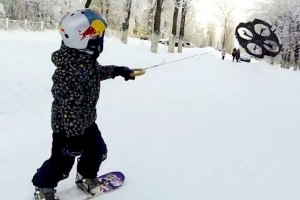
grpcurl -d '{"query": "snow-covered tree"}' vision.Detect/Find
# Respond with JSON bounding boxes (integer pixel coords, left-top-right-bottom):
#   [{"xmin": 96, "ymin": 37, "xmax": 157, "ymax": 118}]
[
  {"xmin": 181, "ymin": 1, "xmax": 203, "ymax": 47},
  {"xmin": 120, "ymin": 0, "xmax": 132, "ymax": 44},
  {"xmin": 216, "ymin": 0, "xmax": 235, "ymax": 52},
  {"xmin": 250, "ymin": 0, "xmax": 300, "ymax": 69},
  {"xmin": 151, "ymin": 0, "xmax": 164, "ymax": 53},
  {"xmin": 177, "ymin": 0, "xmax": 187, "ymax": 53},
  {"xmin": 168, "ymin": 0, "xmax": 180, "ymax": 53},
  {"xmin": 0, "ymin": 0, "xmax": 83, "ymax": 23},
  {"xmin": 160, "ymin": 0, "xmax": 173, "ymax": 38},
  {"xmin": 0, "ymin": 3, "xmax": 5, "ymax": 16},
  {"xmin": 206, "ymin": 22, "xmax": 217, "ymax": 47}
]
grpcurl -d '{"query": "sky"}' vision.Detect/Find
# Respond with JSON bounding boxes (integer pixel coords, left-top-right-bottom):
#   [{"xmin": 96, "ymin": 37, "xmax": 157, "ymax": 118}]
[
  {"xmin": 194, "ymin": 0, "xmax": 257, "ymax": 25},
  {"xmin": 193, "ymin": 0, "xmax": 258, "ymax": 47}
]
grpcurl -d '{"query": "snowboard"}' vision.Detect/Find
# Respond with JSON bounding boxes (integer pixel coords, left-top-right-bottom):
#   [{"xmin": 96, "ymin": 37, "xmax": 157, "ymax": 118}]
[
  {"xmin": 97, "ymin": 171, "xmax": 125, "ymax": 195},
  {"xmin": 80, "ymin": 171, "xmax": 125, "ymax": 199},
  {"xmin": 34, "ymin": 171, "xmax": 125, "ymax": 200}
]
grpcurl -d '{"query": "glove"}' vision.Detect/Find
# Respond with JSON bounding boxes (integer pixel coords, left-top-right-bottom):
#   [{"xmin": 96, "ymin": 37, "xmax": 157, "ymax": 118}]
[
  {"xmin": 112, "ymin": 66, "xmax": 135, "ymax": 81},
  {"xmin": 62, "ymin": 136, "xmax": 84, "ymax": 157}
]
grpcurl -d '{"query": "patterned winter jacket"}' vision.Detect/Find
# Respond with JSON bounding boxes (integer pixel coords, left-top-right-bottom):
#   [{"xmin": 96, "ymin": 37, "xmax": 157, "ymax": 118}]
[{"xmin": 50, "ymin": 44, "xmax": 116, "ymax": 137}]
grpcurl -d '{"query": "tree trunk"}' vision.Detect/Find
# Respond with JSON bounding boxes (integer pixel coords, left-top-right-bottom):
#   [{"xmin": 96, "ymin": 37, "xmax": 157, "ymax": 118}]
[
  {"xmin": 162, "ymin": 20, "xmax": 167, "ymax": 38},
  {"xmin": 85, "ymin": 0, "xmax": 92, "ymax": 8},
  {"xmin": 281, "ymin": 59, "xmax": 286, "ymax": 68},
  {"xmin": 294, "ymin": 41, "xmax": 299, "ymax": 71},
  {"xmin": 281, "ymin": 49, "xmax": 286, "ymax": 68},
  {"xmin": 206, "ymin": 23, "xmax": 216, "ymax": 47},
  {"xmin": 178, "ymin": 36, "xmax": 183, "ymax": 52},
  {"xmin": 286, "ymin": 51, "xmax": 291, "ymax": 69},
  {"xmin": 121, "ymin": 0, "xmax": 132, "ymax": 44},
  {"xmin": 294, "ymin": 21, "xmax": 300, "ymax": 71},
  {"xmin": 168, "ymin": 0, "xmax": 179, "ymax": 53},
  {"xmin": 134, "ymin": 17, "xmax": 138, "ymax": 36},
  {"xmin": 286, "ymin": 21, "xmax": 292, "ymax": 69},
  {"xmin": 147, "ymin": 0, "xmax": 156, "ymax": 40},
  {"xmin": 105, "ymin": 0, "xmax": 110, "ymax": 20},
  {"xmin": 278, "ymin": 22, "xmax": 286, "ymax": 68},
  {"xmin": 151, "ymin": 32, "xmax": 160, "ymax": 53},
  {"xmin": 99, "ymin": 0, "xmax": 104, "ymax": 13},
  {"xmin": 207, "ymin": 31, "xmax": 211, "ymax": 46},
  {"xmin": 177, "ymin": 0, "xmax": 186, "ymax": 53},
  {"xmin": 151, "ymin": 0, "xmax": 163, "ymax": 53},
  {"xmin": 222, "ymin": 28, "xmax": 226, "ymax": 49},
  {"xmin": 270, "ymin": 57, "xmax": 274, "ymax": 65}
]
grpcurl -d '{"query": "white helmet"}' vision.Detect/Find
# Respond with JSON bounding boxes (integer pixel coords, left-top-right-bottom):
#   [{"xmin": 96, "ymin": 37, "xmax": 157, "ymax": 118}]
[{"xmin": 58, "ymin": 8, "xmax": 107, "ymax": 52}]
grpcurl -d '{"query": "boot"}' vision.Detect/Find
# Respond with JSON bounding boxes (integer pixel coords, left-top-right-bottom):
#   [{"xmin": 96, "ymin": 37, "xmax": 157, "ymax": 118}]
[
  {"xmin": 34, "ymin": 187, "xmax": 59, "ymax": 200},
  {"xmin": 75, "ymin": 173, "xmax": 101, "ymax": 197}
]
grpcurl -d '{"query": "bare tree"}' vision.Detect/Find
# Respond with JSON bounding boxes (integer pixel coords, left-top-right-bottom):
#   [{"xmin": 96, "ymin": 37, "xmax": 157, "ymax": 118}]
[
  {"xmin": 120, "ymin": 0, "xmax": 132, "ymax": 44},
  {"xmin": 206, "ymin": 22, "xmax": 217, "ymax": 47},
  {"xmin": 146, "ymin": 0, "xmax": 156, "ymax": 38},
  {"xmin": 216, "ymin": 0, "xmax": 235, "ymax": 52},
  {"xmin": 105, "ymin": 0, "xmax": 110, "ymax": 20},
  {"xmin": 294, "ymin": 21, "xmax": 300, "ymax": 70},
  {"xmin": 96, "ymin": 0, "xmax": 110, "ymax": 19},
  {"xmin": 168, "ymin": 0, "xmax": 180, "ymax": 53},
  {"xmin": 180, "ymin": 4, "xmax": 203, "ymax": 47},
  {"xmin": 160, "ymin": 4, "xmax": 173, "ymax": 39},
  {"xmin": 151, "ymin": 0, "xmax": 164, "ymax": 53},
  {"xmin": 98, "ymin": 0, "xmax": 104, "ymax": 12},
  {"xmin": 177, "ymin": 0, "xmax": 186, "ymax": 53}
]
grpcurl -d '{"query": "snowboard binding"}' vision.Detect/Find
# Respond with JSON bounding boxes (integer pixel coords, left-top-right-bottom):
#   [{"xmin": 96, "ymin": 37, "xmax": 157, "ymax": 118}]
[
  {"xmin": 75, "ymin": 173, "xmax": 102, "ymax": 198},
  {"xmin": 34, "ymin": 187, "xmax": 59, "ymax": 200}
]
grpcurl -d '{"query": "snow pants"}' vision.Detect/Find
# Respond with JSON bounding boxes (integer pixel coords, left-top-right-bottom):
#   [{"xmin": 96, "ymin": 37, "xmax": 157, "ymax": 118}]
[{"xmin": 32, "ymin": 122, "xmax": 107, "ymax": 188}]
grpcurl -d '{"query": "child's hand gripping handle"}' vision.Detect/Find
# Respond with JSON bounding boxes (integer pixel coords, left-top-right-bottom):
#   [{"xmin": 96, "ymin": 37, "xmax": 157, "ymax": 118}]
[{"xmin": 129, "ymin": 68, "xmax": 146, "ymax": 77}]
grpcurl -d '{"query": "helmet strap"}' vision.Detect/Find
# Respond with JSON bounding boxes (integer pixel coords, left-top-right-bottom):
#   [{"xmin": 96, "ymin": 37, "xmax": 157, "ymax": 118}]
[{"xmin": 91, "ymin": 35, "xmax": 100, "ymax": 61}]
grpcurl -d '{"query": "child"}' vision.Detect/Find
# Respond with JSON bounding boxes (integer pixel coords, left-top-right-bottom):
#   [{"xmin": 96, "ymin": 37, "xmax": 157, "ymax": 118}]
[
  {"xmin": 32, "ymin": 9, "xmax": 136, "ymax": 200},
  {"xmin": 221, "ymin": 49, "xmax": 226, "ymax": 60}
]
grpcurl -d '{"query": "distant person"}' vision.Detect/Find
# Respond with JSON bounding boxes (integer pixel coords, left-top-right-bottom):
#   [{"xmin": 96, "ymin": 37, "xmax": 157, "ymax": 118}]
[
  {"xmin": 221, "ymin": 49, "xmax": 226, "ymax": 60},
  {"xmin": 236, "ymin": 49, "xmax": 241, "ymax": 62},
  {"xmin": 232, "ymin": 48, "xmax": 237, "ymax": 62}
]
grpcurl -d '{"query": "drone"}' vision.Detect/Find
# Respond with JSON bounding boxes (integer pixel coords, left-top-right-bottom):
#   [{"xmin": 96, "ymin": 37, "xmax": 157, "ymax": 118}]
[{"xmin": 235, "ymin": 18, "xmax": 282, "ymax": 58}]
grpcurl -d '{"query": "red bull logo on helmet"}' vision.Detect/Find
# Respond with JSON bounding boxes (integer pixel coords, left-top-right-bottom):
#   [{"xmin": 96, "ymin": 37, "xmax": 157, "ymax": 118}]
[
  {"xmin": 79, "ymin": 19, "xmax": 106, "ymax": 41},
  {"xmin": 59, "ymin": 25, "xmax": 65, "ymax": 33},
  {"xmin": 58, "ymin": 9, "xmax": 108, "ymax": 49}
]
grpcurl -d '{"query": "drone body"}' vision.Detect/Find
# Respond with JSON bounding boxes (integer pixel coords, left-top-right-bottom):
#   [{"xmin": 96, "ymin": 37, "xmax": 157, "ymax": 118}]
[{"xmin": 235, "ymin": 19, "xmax": 282, "ymax": 58}]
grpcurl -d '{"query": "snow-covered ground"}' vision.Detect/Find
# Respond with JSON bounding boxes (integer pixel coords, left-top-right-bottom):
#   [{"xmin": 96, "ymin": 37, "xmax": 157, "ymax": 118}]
[{"xmin": 1, "ymin": 30, "xmax": 300, "ymax": 200}]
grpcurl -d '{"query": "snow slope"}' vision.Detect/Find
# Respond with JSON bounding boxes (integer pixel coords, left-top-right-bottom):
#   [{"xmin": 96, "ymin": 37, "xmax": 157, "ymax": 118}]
[{"xmin": 1, "ymin": 30, "xmax": 300, "ymax": 200}]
